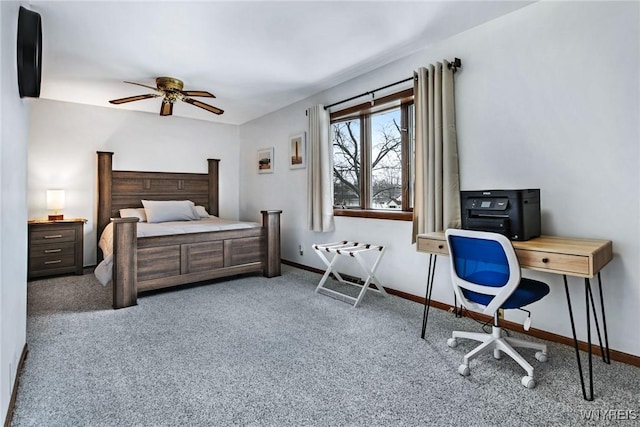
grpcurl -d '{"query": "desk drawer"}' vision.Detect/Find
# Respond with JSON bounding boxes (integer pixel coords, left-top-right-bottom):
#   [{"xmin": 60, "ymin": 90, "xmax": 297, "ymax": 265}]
[
  {"xmin": 417, "ymin": 237, "xmax": 449, "ymax": 255},
  {"xmin": 516, "ymin": 249, "xmax": 589, "ymax": 276}
]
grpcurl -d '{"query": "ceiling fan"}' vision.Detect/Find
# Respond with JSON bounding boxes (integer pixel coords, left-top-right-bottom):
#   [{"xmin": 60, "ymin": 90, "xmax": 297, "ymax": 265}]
[{"xmin": 109, "ymin": 77, "xmax": 224, "ymax": 116}]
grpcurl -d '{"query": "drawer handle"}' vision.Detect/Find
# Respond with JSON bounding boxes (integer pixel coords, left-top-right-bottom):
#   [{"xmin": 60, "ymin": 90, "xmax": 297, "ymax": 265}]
[
  {"xmin": 44, "ymin": 234, "xmax": 63, "ymax": 239},
  {"xmin": 44, "ymin": 249, "xmax": 62, "ymax": 254},
  {"xmin": 438, "ymin": 244, "xmax": 444, "ymax": 249},
  {"xmin": 541, "ymin": 257, "xmax": 549, "ymax": 263},
  {"xmin": 44, "ymin": 260, "xmax": 62, "ymax": 265}
]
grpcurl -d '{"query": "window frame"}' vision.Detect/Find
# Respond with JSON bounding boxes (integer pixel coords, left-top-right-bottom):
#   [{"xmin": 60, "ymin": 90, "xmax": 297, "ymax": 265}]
[{"xmin": 330, "ymin": 88, "xmax": 414, "ymax": 221}]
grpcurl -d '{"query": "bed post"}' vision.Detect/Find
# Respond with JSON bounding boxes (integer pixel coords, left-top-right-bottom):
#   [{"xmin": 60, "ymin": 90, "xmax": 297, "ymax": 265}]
[
  {"xmin": 261, "ymin": 210, "xmax": 282, "ymax": 277},
  {"xmin": 112, "ymin": 217, "xmax": 138, "ymax": 309},
  {"xmin": 97, "ymin": 151, "xmax": 113, "ymax": 262},
  {"xmin": 207, "ymin": 158, "xmax": 220, "ymax": 217}
]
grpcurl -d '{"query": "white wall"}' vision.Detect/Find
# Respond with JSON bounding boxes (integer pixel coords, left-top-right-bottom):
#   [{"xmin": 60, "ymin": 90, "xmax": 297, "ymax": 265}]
[
  {"xmin": 29, "ymin": 99, "xmax": 241, "ymax": 266},
  {"xmin": 239, "ymin": 2, "xmax": 640, "ymax": 357},
  {"xmin": 1, "ymin": 1, "xmax": 29, "ymax": 422}
]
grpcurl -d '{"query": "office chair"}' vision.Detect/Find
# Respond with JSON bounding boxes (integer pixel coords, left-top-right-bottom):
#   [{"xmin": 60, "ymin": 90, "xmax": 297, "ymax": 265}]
[{"xmin": 444, "ymin": 228, "xmax": 550, "ymax": 388}]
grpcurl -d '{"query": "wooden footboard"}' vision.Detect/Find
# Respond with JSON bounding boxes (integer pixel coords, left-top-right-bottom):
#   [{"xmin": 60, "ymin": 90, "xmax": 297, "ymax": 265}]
[{"xmin": 111, "ymin": 211, "xmax": 282, "ymax": 309}]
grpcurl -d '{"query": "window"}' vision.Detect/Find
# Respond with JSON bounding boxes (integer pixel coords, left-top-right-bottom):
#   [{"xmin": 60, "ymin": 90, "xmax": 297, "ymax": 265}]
[{"xmin": 331, "ymin": 89, "xmax": 414, "ymax": 220}]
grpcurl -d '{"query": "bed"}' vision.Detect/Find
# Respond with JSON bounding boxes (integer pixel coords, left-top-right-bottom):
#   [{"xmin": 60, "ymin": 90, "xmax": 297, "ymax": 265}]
[{"xmin": 96, "ymin": 151, "xmax": 282, "ymax": 309}]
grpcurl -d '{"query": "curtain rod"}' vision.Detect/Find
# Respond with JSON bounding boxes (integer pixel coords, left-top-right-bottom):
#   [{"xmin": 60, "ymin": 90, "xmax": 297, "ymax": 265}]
[{"xmin": 324, "ymin": 57, "xmax": 461, "ymax": 111}]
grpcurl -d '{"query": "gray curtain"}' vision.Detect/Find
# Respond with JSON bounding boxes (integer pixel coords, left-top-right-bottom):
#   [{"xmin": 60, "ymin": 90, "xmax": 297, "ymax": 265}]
[
  {"xmin": 412, "ymin": 60, "xmax": 461, "ymax": 243},
  {"xmin": 307, "ymin": 105, "xmax": 335, "ymax": 232}
]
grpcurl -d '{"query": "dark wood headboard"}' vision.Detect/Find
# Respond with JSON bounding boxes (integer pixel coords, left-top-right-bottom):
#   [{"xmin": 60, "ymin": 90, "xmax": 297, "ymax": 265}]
[{"xmin": 96, "ymin": 151, "xmax": 220, "ymax": 254}]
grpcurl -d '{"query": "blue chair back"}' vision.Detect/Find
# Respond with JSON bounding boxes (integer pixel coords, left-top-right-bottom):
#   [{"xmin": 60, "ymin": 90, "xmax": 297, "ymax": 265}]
[
  {"xmin": 449, "ymin": 234, "xmax": 510, "ymax": 288},
  {"xmin": 445, "ymin": 229, "xmax": 522, "ymax": 315}
]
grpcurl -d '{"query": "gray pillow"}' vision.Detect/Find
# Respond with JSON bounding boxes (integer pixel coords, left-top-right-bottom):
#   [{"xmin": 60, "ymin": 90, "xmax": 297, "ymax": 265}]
[{"xmin": 141, "ymin": 200, "xmax": 199, "ymax": 223}]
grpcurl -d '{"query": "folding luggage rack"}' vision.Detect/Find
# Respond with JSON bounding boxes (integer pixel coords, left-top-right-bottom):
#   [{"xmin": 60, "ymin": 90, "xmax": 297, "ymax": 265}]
[{"xmin": 312, "ymin": 241, "xmax": 387, "ymax": 307}]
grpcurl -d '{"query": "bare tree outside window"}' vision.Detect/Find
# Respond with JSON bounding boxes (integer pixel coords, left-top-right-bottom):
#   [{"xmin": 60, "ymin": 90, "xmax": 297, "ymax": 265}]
[
  {"xmin": 330, "ymin": 90, "xmax": 413, "ymax": 217},
  {"xmin": 332, "ymin": 108, "xmax": 404, "ymax": 210},
  {"xmin": 332, "ymin": 119, "xmax": 361, "ymax": 207},
  {"xmin": 371, "ymin": 109, "xmax": 402, "ymax": 209}
]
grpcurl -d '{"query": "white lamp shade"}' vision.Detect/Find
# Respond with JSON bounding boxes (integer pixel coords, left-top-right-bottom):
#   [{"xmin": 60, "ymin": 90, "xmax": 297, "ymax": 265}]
[{"xmin": 46, "ymin": 190, "xmax": 65, "ymax": 210}]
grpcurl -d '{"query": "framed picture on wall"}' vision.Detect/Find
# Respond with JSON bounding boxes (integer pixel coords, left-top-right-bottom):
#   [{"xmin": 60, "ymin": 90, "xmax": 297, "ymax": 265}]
[
  {"xmin": 289, "ymin": 132, "xmax": 306, "ymax": 169},
  {"xmin": 257, "ymin": 147, "xmax": 274, "ymax": 174}
]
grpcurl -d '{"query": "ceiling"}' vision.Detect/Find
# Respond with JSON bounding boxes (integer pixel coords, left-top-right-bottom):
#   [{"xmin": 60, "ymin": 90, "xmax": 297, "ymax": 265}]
[{"xmin": 30, "ymin": 1, "xmax": 533, "ymax": 125}]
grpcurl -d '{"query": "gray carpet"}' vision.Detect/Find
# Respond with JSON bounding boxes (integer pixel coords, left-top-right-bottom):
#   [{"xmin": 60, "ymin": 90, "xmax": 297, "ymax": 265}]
[{"xmin": 11, "ymin": 265, "xmax": 640, "ymax": 426}]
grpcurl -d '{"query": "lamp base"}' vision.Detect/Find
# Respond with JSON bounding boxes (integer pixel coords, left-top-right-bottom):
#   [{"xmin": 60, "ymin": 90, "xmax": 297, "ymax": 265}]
[{"xmin": 48, "ymin": 214, "xmax": 64, "ymax": 221}]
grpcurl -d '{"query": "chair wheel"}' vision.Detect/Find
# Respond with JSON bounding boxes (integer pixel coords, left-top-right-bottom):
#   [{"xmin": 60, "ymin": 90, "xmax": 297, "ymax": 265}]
[
  {"xmin": 458, "ymin": 364, "xmax": 470, "ymax": 376},
  {"xmin": 535, "ymin": 351, "xmax": 548, "ymax": 363},
  {"xmin": 522, "ymin": 376, "xmax": 536, "ymax": 389},
  {"xmin": 493, "ymin": 349, "xmax": 502, "ymax": 360},
  {"xmin": 447, "ymin": 338, "xmax": 458, "ymax": 348}
]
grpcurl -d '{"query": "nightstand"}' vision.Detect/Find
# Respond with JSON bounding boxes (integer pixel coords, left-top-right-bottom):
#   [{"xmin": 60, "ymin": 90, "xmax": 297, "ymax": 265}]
[{"xmin": 28, "ymin": 218, "xmax": 87, "ymax": 280}]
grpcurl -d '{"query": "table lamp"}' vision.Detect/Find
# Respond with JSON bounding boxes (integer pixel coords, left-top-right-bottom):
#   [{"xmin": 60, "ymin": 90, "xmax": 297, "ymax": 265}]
[{"xmin": 46, "ymin": 189, "xmax": 65, "ymax": 220}]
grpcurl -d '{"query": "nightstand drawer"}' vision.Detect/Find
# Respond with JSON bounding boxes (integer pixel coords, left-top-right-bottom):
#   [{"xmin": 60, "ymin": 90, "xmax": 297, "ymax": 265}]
[
  {"xmin": 29, "ymin": 243, "xmax": 77, "ymax": 272},
  {"xmin": 30, "ymin": 227, "xmax": 77, "ymax": 244},
  {"xmin": 29, "ymin": 241, "xmax": 75, "ymax": 258}
]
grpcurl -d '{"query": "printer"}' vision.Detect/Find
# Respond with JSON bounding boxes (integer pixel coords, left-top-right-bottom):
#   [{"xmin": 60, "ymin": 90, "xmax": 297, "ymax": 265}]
[{"xmin": 460, "ymin": 189, "xmax": 541, "ymax": 241}]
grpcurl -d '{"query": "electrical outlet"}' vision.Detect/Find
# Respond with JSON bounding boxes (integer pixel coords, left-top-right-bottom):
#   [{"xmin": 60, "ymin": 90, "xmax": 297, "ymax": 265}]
[{"xmin": 298, "ymin": 244, "xmax": 303, "ymax": 256}]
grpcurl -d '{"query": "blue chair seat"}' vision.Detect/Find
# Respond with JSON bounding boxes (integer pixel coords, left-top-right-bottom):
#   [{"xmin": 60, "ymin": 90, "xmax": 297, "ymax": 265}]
[{"xmin": 462, "ymin": 276, "xmax": 550, "ymax": 309}]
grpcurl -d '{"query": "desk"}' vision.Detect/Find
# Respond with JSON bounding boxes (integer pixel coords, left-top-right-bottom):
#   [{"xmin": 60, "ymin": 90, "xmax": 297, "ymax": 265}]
[{"xmin": 417, "ymin": 232, "xmax": 613, "ymax": 401}]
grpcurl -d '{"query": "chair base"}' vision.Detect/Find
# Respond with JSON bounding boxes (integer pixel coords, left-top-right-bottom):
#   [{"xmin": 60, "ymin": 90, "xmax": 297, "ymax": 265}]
[{"xmin": 447, "ymin": 325, "xmax": 548, "ymax": 388}]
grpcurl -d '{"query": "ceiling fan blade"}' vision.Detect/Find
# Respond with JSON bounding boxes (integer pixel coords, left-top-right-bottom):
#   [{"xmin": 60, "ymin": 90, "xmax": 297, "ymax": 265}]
[
  {"xmin": 123, "ymin": 81, "xmax": 160, "ymax": 92},
  {"xmin": 160, "ymin": 101, "xmax": 173, "ymax": 116},
  {"xmin": 181, "ymin": 90, "xmax": 215, "ymax": 98},
  {"xmin": 182, "ymin": 97, "xmax": 224, "ymax": 115},
  {"xmin": 109, "ymin": 94, "xmax": 160, "ymax": 104}
]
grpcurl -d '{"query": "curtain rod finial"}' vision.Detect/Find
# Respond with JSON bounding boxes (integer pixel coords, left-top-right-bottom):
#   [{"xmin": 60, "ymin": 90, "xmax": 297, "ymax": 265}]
[{"xmin": 448, "ymin": 58, "xmax": 462, "ymax": 71}]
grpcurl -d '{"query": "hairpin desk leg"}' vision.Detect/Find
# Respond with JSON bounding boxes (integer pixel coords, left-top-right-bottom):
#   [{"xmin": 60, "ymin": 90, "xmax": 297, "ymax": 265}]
[
  {"xmin": 563, "ymin": 274, "xmax": 610, "ymax": 401},
  {"xmin": 586, "ymin": 278, "xmax": 610, "ymax": 364},
  {"xmin": 421, "ymin": 254, "xmax": 437, "ymax": 339},
  {"xmin": 584, "ymin": 278, "xmax": 594, "ymax": 401},
  {"xmin": 563, "ymin": 275, "xmax": 591, "ymax": 400}
]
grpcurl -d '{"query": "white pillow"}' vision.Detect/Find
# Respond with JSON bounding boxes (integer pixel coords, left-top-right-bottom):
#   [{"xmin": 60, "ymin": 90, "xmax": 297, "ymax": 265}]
[
  {"xmin": 119, "ymin": 208, "xmax": 147, "ymax": 222},
  {"xmin": 193, "ymin": 205, "xmax": 211, "ymax": 218},
  {"xmin": 141, "ymin": 200, "xmax": 199, "ymax": 223}
]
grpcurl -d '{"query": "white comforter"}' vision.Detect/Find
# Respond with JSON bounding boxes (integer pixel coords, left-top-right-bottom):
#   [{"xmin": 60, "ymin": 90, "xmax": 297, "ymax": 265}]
[{"xmin": 95, "ymin": 217, "xmax": 260, "ymax": 286}]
